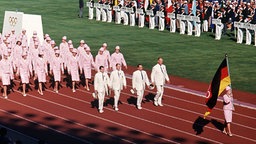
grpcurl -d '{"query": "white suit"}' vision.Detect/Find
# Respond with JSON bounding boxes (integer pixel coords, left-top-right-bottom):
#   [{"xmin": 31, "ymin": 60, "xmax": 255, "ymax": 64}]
[
  {"xmin": 246, "ymin": 29, "xmax": 252, "ymax": 45},
  {"xmin": 94, "ymin": 71, "xmax": 110, "ymax": 111},
  {"xmin": 110, "ymin": 70, "xmax": 126, "ymax": 109},
  {"xmin": 132, "ymin": 70, "xmax": 150, "ymax": 108},
  {"xmin": 237, "ymin": 28, "xmax": 243, "ymax": 44},
  {"xmin": 151, "ymin": 64, "xmax": 169, "ymax": 106},
  {"xmin": 88, "ymin": 2, "xmax": 94, "ymax": 20},
  {"xmin": 170, "ymin": 18, "xmax": 176, "ymax": 33}
]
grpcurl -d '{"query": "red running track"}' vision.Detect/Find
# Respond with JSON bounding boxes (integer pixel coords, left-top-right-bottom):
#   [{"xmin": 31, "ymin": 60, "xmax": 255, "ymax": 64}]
[{"xmin": 0, "ymin": 66, "xmax": 255, "ymax": 144}]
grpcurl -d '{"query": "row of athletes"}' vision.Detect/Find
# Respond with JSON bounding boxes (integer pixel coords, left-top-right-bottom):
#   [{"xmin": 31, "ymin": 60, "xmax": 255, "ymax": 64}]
[
  {"xmin": 0, "ymin": 34, "xmax": 128, "ymax": 98},
  {"xmin": 93, "ymin": 57, "xmax": 170, "ymax": 113}
]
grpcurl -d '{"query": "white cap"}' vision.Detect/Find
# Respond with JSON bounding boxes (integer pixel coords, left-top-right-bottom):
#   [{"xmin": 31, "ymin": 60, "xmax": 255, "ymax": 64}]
[
  {"xmin": 62, "ymin": 36, "xmax": 67, "ymax": 40},
  {"xmin": 115, "ymin": 46, "xmax": 120, "ymax": 50},
  {"xmin": 226, "ymin": 86, "xmax": 231, "ymax": 91},
  {"xmin": 99, "ymin": 47, "xmax": 104, "ymax": 51},
  {"xmin": 103, "ymin": 43, "xmax": 107, "ymax": 47},
  {"xmin": 80, "ymin": 40, "xmax": 85, "ymax": 43}
]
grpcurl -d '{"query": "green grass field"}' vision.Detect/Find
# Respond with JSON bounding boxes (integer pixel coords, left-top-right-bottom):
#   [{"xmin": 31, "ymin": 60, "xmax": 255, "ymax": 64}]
[{"xmin": 0, "ymin": 0, "xmax": 255, "ymax": 93}]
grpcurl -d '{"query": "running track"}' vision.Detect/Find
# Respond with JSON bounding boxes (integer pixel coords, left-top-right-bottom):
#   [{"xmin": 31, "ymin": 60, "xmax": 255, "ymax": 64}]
[{"xmin": 0, "ymin": 66, "xmax": 255, "ymax": 144}]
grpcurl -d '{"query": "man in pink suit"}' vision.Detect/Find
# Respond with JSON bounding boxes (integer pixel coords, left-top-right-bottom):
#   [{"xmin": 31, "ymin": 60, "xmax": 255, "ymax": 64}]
[
  {"xmin": 0, "ymin": 51, "xmax": 14, "ymax": 98},
  {"xmin": 68, "ymin": 49, "xmax": 80, "ymax": 92},
  {"xmin": 79, "ymin": 47, "xmax": 95, "ymax": 91},
  {"xmin": 16, "ymin": 52, "xmax": 33, "ymax": 96},
  {"xmin": 222, "ymin": 86, "xmax": 235, "ymax": 137},
  {"xmin": 110, "ymin": 46, "xmax": 127, "ymax": 70},
  {"xmin": 95, "ymin": 48, "xmax": 108, "ymax": 72},
  {"xmin": 34, "ymin": 50, "xmax": 48, "ymax": 95},
  {"xmin": 50, "ymin": 50, "xmax": 64, "ymax": 93}
]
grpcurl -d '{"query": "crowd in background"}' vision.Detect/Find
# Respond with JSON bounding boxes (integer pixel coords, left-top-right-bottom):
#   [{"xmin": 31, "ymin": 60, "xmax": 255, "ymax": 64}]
[{"xmin": 85, "ymin": 0, "xmax": 256, "ymax": 33}]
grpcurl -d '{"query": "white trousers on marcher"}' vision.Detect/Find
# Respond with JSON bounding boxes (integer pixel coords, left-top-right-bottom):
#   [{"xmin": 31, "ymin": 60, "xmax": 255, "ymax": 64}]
[
  {"xmin": 98, "ymin": 91, "xmax": 105, "ymax": 111},
  {"xmin": 136, "ymin": 90, "xmax": 144, "ymax": 107},
  {"xmin": 154, "ymin": 85, "xmax": 164, "ymax": 105},
  {"xmin": 114, "ymin": 90, "xmax": 121, "ymax": 108}
]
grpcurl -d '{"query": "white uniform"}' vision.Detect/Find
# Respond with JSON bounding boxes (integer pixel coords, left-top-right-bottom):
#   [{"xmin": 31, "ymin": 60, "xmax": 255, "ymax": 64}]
[
  {"xmin": 215, "ymin": 19, "xmax": 223, "ymax": 40},
  {"xmin": 96, "ymin": 5, "xmax": 101, "ymax": 21},
  {"xmin": 180, "ymin": 19, "xmax": 186, "ymax": 34},
  {"xmin": 138, "ymin": 9, "xmax": 145, "ymax": 28},
  {"xmin": 115, "ymin": 9, "xmax": 121, "ymax": 24},
  {"xmin": 88, "ymin": 2, "xmax": 94, "ymax": 20},
  {"xmin": 110, "ymin": 70, "xmax": 126, "ymax": 110},
  {"xmin": 170, "ymin": 17, "xmax": 176, "ymax": 33},
  {"xmin": 149, "ymin": 14, "xmax": 155, "ymax": 29},
  {"xmin": 245, "ymin": 28, "xmax": 252, "ymax": 45},
  {"xmin": 187, "ymin": 18, "xmax": 193, "ymax": 36},
  {"xmin": 94, "ymin": 71, "xmax": 110, "ymax": 112},
  {"xmin": 107, "ymin": 5, "xmax": 112, "ymax": 23},
  {"xmin": 151, "ymin": 64, "xmax": 169, "ymax": 106},
  {"xmin": 158, "ymin": 11, "xmax": 165, "ymax": 31},
  {"xmin": 132, "ymin": 70, "xmax": 150, "ymax": 108},
  {"xmin": 237, "ymin": 28, "xmax": 243, "ymax": 44}
]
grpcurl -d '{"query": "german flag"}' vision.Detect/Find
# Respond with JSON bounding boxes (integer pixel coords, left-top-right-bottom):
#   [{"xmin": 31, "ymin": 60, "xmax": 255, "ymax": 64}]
[{"xmin": 204, "ymin": 57, "xmax": 231, "ymax": 119}]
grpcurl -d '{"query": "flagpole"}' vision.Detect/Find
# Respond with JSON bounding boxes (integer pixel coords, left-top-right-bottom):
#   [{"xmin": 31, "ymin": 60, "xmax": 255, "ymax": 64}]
[{"xmin": 225, "ymin": 53, "xmax": 231, "ymax": 88}]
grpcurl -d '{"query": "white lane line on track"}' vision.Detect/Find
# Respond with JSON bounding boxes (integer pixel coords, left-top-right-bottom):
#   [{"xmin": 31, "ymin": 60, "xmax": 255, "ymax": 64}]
[
  {"xmin": 0, "ymin": 108, "xmax": 93, "ymax": 144},
  {"xmin": 124, "ymin": 74, "xmax": 256, "ymax": 110},
  {"xmin": 12, "ymin": 89, "xmax": 180, "ymax": 144},
  {"xmin": 5, "ymin": 97, "xmax": 135, "ymax": 144}
]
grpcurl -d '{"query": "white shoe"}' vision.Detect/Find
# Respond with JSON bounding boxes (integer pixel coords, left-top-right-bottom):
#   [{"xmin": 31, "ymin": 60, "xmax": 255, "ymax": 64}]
[
  {"xmin": 3, "ymin": 96, "xmax": 8, "ymax": 99},
  {"xmin": 56, "ymin": 90, "xmax": 58, "ymax": 93},
  {"xmin": 114, "ymin": 107, "xmax": 119, "ymax": 111},
  {"xmin": 23, "ymin": 93, "xmax": 27, "ymax": 97},
  {"xmin": 158, "ymin": 103, "xmax": 163, "ymax": 107},
  {"xmin": 154, "ymin": 101, "xmax": 158, "ymax": 106},
  {"xmin": 137, "ymin": 106, "xmax": 142, "ymax": 110},
  {"xmin": 72, "ymin": 89, "xmax": 76, "ymax": 93},
  {"xmin": 99, "ymin": 109, "xmax": 104, "ymax": 113}
]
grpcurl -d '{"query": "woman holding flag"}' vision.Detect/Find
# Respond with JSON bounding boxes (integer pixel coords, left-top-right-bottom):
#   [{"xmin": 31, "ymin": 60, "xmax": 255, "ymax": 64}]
[{"xmin": 222, "ymin": 86, "xmax": 234, "ymax": 137}]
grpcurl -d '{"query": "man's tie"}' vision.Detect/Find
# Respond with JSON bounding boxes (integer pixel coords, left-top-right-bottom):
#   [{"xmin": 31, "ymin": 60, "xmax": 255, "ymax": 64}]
[{"xmin": 140, "ymin": 71, "xmax": 143, "ymax": 80}]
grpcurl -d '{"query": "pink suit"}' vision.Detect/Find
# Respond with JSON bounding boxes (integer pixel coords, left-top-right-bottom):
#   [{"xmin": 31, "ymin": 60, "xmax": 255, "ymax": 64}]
[
  {"xmin": 17, "ymin": 58, "xmax": 32, "ymax": 84},
  {"xmin": 0, "ymin": 59, "xmax": 14, "ymax": 85},
  {"xmin": 95, "ymin": 53, "xmax": 108, "ymax": 72},
  {"xmin": 79, "ymin": 52, "xmax": 95, "ymax": 79},
  {"xmin": 34, "ymin": 57, "xmax": 48, "ymax": 83},
  {"xmin": 50, "ymin": 56, "xmax": 64, "ymax": 82},
  {"xmin": 68, "ymin": 55, "xmax": 80, "ymax": 81},
  {"xmin": 110, "ymin": 52, "xmax": 127, "ymax": 70}
]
